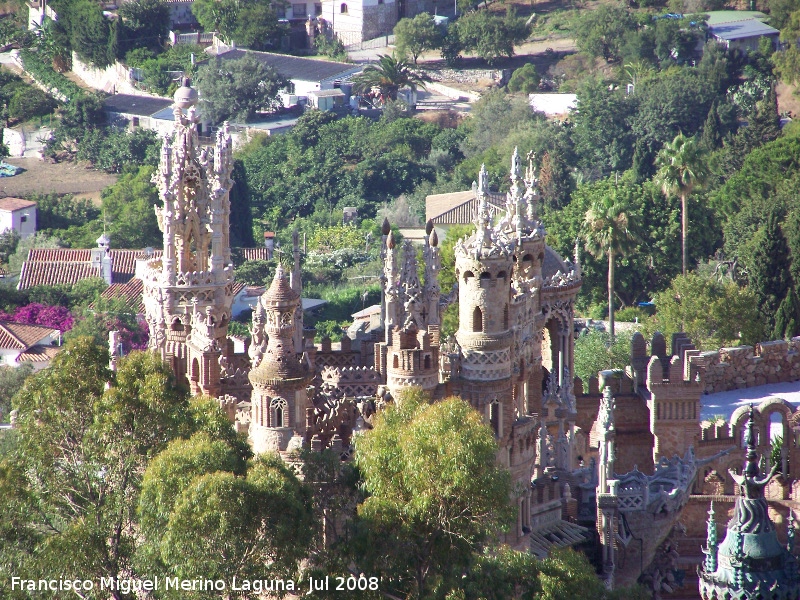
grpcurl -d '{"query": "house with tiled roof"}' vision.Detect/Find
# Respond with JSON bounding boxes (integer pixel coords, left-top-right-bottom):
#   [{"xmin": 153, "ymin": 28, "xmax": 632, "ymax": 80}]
[
  {"xmin": 0, "ymin": 321, "xmax": 62, "ymax": 369},
  {"xmin": 17, "ymin": 236, "xmax": 163, "ymax": 290}
]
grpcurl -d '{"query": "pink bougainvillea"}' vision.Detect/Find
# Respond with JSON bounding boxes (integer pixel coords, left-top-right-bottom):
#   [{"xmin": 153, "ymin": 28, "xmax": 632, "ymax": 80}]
[
  {"xmin": 14, "ymin": 304, "xmax": 75, "ymax": 332},
  {"xmin": 0, "ymin": 303, "xmax": 75, "ymax": 332}
]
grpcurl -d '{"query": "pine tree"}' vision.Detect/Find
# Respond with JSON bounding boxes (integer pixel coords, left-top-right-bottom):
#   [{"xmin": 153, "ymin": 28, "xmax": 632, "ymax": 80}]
[
  {"xmin": 748, "ymin": 209, "xmax": 793, "ymax": 338},
  {"xmin": 773, "ymin": 287, "xmax": 800, "ymax": 340}
]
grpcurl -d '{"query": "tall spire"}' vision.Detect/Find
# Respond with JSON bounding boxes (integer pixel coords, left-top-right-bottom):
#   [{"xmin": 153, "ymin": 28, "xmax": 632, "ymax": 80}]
[{"xmin": 472, "ymin": 164, "xmax": 494, "ymax": 258}]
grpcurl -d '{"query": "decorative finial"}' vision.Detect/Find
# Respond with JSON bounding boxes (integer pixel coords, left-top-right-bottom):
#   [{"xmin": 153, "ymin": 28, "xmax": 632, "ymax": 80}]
[
  {"xmin": 430, "ymin": 228, "xmax": 438, "ymax": 247},
  {"xmin": 425, "ymin": 219, "xmax": 433, "ymax": 235},
  {"xmin": 381, "ymin": 217, "xmax": 391, "ymax": 236},
  {"xmin": 511, "ymin": 146, "xmax": 521, "ymax": 180},
  {"xmin": 477, "ymin": 163, "xmax": 489, "ymax": 196}
]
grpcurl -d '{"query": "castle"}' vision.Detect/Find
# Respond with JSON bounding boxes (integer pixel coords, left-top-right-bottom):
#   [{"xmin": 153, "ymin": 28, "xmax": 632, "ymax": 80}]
[
  {"xmin": 140, "ymin": 81, "xmax": 585, "ymax": 551},
  {"xmin": 139, "ymin": 81, "xmax": 800, "ymax": 593}
]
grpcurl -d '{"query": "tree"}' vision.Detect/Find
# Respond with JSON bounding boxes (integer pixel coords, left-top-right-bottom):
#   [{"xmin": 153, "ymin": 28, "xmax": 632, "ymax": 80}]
[
  {"xmin": 745, "ymin": 209, "xmax": 794, "ymax": 339},
  {"xmin": 0, "ymin": 339, "xmax": 259, "ymax": 600},
  {"xmin": 68, "ymin": 0, "xmax": 116, "ymax": 67},
  {"xmin": 353, "ymin": 389, "xmax": 514, "ymax": 599},
  {"xmin": 7, "ymin": 87, "xmax": 56, "ymax": 123},
  {"xmin": 137, "ymin": 433, "xmax": 312, "ymax": 595},
  {"xmin": 0, "ymin": 341, "xmax": 191, "ymax": 599},
  {"xmin": 506, "ymin": 63, "xmax": 540, "ymax": 94},
  {"xmin": 192, "ymin": 0, "xmax": 239, "ymax": 42},
  {"xmin": 455, "ymin": 9, "xmax": 529, "ymax": 64},
  {"xmin": 0, "ymin": 364, "xmax": 33, "ymax": 421},
  {"xmin": 233, "ymin": 2, "xmax": 288, "ymax": 51},
  {"xmin": 118, "ymin": 0, "xmax": 171, "ymax": 53},
  {"xmin": 583, "ymin": 187, "xmax": 640, "ymax": 338},
  {"xmin": 573, "ymin": 5, "xmax": 637, "ymax": 63},
  {"xmin": 196, "ymin": 55, "xmax": 288, "ymax": 124},
  {"xmin": 654, "ymin": 133, "xmax": 709, "ymax": 275},
  {"xmin": 394, "ymin": 13, "xmax": 442, "ymax": 64},
  {"xmin": 651, "ymin": 273, "xmax": 763, "ymax": 349},
  {"xmin": 629, "ymin": 68, "xmax": 717, "ymax": 179},
  {"xmin": 351, "ymin": 54, "xmax": 428, "ymax": 102},
  {"xmin": 573, "ymin": 329, "xmax": 634, "ymax": 385},
  {"xmin": 571, "ymin": 78, "xmax": 636, "ymax": 179}
]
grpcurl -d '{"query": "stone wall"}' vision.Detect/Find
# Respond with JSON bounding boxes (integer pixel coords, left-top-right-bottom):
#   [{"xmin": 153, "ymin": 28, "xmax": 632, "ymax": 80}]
[{"xmin": 700, "ymin": 338, "xmax": 800, "ymax": 394}]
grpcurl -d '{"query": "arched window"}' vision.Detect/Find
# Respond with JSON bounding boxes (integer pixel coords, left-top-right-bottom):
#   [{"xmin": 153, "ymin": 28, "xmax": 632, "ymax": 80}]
[
  {"xmin": 190, "ymin": 358, "xmax": 199, "ymax": 382},
  {"xmin": 472, "ymin": 306, "xmax": 483, "ymax": 332},
  {"xmin": 464, "ymin": 270, "xmax": 475, "ymax": 282},
  {"xmin": 392, "ymin": 355, "xmax": 399, "ymax": 369},
  {"xmin": 271, "ymin": 397, "xmax": 288, "ymax": 428},
  {"xmin": 497, "ymin": 271, "xmax": 506, "ymax": 279},
  {"xmin": 340, "ymin": 2, "xmax": 348, "ymax": 12},
  {"xmin": 424, "ymin": 355, "xmax": 431, "ymax": 369},
  {"xmin": 503, "ymin": 305, "xmax": 509, "ymax": 329},
  {"xmin": 171, "ymin": 318, "xmax": 184, "ymax": 332}
]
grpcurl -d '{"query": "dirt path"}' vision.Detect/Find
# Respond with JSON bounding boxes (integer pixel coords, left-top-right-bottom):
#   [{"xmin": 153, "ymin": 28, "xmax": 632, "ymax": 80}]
[
  {"xmin": 776, "ymin": 82, "xmax": 800, "ymax": 119},
  {"xmin": 0, "ymin": 158, "xmax": 118, "ymax": 197}
]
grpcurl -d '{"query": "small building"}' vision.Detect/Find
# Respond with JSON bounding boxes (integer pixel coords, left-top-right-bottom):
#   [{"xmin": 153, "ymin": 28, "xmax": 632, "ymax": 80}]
[
  {"xmin": 208, "ymin": 47, "xmax": 362, "ymax": 98},
  {"xmin": 319, "ymin": 0, "xmax": 436, "ymax": 46},
  {"xmin": 529, "ymin": 93, "xmax": 578, "ymax": 118},
  {"xmin": 0, "ymin": 197, "xmax": 36, "ymax": 239},
  {"xmin": 704, "ymin": 11, "xmax": 779, "ymax": 53},
  {"xmin": 307, "ymin": 88, "xmax": 346, "ymax": 111},
  {"xmin": 103, "ymin": 94, "xmax": 176, "ymax": 137},
  {"xmin": 708, "ymin": 18, "xmax": 779, "ymax": 52},
  {"xmin": 0, "ymin": 321, "xmax": 62, "ymax": 369}
]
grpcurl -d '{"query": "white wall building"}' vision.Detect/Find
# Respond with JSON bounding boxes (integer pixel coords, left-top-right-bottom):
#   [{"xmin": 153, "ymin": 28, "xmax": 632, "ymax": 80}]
[{"xmin": 0, "ymin": 198, "xmax": 37, "ymax": 239}]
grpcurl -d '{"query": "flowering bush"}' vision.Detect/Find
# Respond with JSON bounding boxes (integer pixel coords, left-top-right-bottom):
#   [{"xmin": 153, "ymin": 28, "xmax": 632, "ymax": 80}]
[{"xmin": 0, "ymin": 303, "xmax": 74, "ymax": 332}]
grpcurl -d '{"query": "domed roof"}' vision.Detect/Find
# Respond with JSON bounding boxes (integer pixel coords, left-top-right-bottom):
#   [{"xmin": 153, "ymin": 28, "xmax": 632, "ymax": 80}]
[
  {"xmin": 173, "ymin": 78, "xmax": 198, "ymax": 109},
  {"xmin": 542, "ymin": 245, "xmax": 568, "ymax": 279}
]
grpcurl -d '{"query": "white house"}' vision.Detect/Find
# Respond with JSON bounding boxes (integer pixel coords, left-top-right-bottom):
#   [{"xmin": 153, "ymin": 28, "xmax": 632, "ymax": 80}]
[
  {"xmin": 0, "ymin": 197, "xmax": 36, "ymax": 239},
  {"xmin": 208, "ymin": 47, "xmax": 362, "ymax": 98},
  {"xmin": 0, "ymin": 321, "xmax": 62, "ymax": 369}
]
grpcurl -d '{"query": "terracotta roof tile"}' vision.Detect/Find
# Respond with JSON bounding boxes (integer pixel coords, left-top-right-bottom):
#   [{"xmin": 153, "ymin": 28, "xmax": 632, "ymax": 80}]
[
  {"xmin": 19, "ymin": 247, "xmax": 264, "ymax": 290},
  {"xmin": 234, "ymin": 248, "xmax": 271, "ymax": 262},
  {"xmin": 98, "ymin": 279, "xmax": 145, "ymax": 312},
  {"xmin": 18, "ymin": 249, "xmax": 163, "ymax": 289},
  {"xmin": 16, "ymin": 345, "xmax": 62, "ymax": 362},
  {"xmin": 0, "ymin": 321, "xmax": 58, "ymax": 349}
]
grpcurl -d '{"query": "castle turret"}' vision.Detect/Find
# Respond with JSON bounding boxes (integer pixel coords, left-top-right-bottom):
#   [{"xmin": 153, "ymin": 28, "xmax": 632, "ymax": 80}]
[
  {"xmin": 141, "ymin": 78, "xmax": 235, "ymax": 397},
  {"xmin": 249, "ymin": 264, "xmax": 313, "ymax": 455}
]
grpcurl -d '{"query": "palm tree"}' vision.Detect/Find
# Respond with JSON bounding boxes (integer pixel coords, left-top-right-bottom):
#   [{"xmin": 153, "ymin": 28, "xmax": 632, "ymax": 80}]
[
  {"xmin": 351, "ymin": 54, "xmax": 428, "ymax": 103},
  {"xmin": 654, "ymin": 133, "xmax": 709, "ymax": 275},
  {"xmin": 584, "ymin": 188, "xmax": 639, "ymax": 339}
]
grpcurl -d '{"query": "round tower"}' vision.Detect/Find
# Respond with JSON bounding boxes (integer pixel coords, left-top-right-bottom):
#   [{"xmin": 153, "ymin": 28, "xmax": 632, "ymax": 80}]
[
  {"xmin": 454, "ymin": 165, "xmax": 514, "ymax": 387},
  {"xmin": 249, "ymin": 264, "xmax": 313, "ymax": 455}
]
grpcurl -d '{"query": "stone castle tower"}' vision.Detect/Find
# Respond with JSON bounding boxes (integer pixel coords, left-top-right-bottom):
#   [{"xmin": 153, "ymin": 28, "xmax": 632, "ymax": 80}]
[
  {"xmin": 248, "ymin": 263, "xmax": 314, "ymax": 455},
  {"xmin": 376, "ymin": 228, "xmax": 441, "ymax": 399},
  {"xmin": 141, "ymin": 79, "xmax": 236, "ymax": 398}
]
